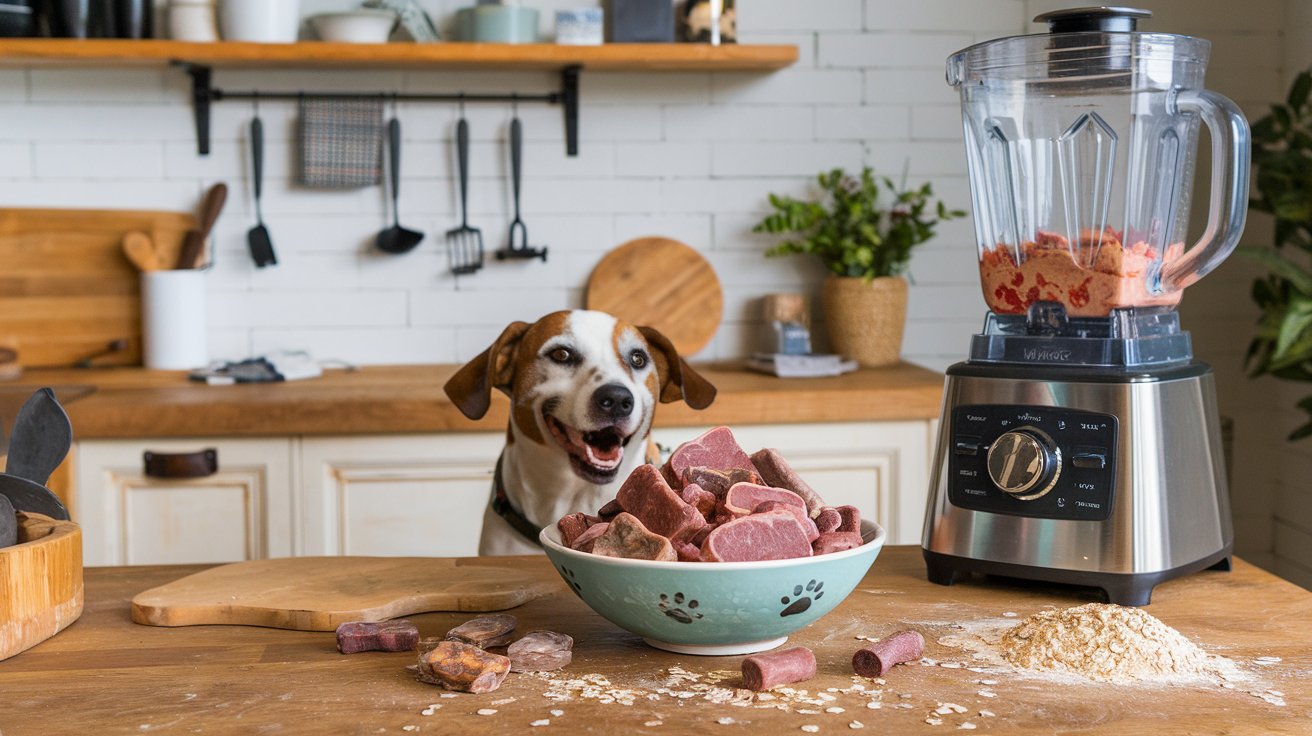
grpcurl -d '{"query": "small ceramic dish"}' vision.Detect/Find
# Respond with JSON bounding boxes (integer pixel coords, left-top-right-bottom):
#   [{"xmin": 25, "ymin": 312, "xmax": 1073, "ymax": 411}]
[
  {"xmin": 310, "ymin": 9, "xmax": 397, "ymax": 43},
  {"xmin": 540, "ymin": 519, "xmax": 886, "ymax": 655}
]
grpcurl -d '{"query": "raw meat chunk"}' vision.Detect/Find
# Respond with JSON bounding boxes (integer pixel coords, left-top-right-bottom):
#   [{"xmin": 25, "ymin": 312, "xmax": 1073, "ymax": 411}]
[
  {"xmin": 336, "ymin": 620, "xmax": 419, "ymax": 654},
  {"xmin": 664, "ymin": 427, "xmax": 759, "ymax": 489},
  {"xmin": 445, "ymin": 614, "xmax": 517, "ymax": 649},
  {"xmin": 700, "ymin": 508, "xmax": 813, "ymax": 562},
  {"xmin": 754, "ymin": 500, "xmax": 820, "ymax": 542},
  {"xmin": 812, "ymin": 531, "xmax": 864, "ymax": 555},
  {"xmin": 616, "ymin": 463, "xmax": 706, "ymax": 542},
  {"xmin": 835, "ymin": 505, "xmax": 861, "ymax": 533},
  {"xmin": 852, "ymin": 630, "xmax": 924, "ymax": 677},
  {"xmin": 741, "ymin": 646, "xmax": 817, "ymax": 691},
  {"xmin": 570, "ymin": 522, "xmax": 610, "ymax": 552},
  {"xmin": 508, "ymin": 630, "xmax": 574, "ymax": 673},
  {"xmin": 722, "ymin": 482, "xmax": 805, "ymax": 518},
  {"xmin": 751, "ymin": 447, "xmax": 826, "ymax": 517},
  {"xmin": 557, "ymin": 513, "xmax": 591, "ymax": 548},
  {"xmin": 815, "ymin": 507, "xmax": 842, "ymax": 533},
  {"xmin": 681, "ymin": 466, "xmax": 760, "ymax": 497},
  {"xmin": 678, "ymin": 483, "xmax": 717, "ymax": 518}
]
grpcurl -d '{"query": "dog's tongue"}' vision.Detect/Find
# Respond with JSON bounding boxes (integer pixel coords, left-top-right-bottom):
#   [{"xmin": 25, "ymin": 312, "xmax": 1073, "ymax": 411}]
[{"xmin": 563, "ymin": 425, "xmax": 623, "ymax": 470}]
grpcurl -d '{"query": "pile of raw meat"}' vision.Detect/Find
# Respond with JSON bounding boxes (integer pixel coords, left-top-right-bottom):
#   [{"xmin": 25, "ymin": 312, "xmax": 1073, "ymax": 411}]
[{"xmin": 555, "ymin": 426, "xmax": 865, "ymax": 562}]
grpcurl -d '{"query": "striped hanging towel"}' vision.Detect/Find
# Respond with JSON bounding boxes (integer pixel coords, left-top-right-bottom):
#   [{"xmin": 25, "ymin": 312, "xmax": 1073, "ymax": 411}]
[{"xmin": 297, "ymin": 97, "xmax": 384, "ymax": 188}]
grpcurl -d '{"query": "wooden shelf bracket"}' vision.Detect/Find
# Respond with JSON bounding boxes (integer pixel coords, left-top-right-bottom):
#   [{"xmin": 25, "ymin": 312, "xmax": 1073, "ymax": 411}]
[{"xmin": 180, "ymin": 63, "xmax": 583, "ymax": 157}]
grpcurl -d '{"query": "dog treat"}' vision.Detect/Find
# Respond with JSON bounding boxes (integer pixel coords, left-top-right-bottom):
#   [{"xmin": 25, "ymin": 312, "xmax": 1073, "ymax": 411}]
[
  {"xmin": 722, "ymin": 482, "xmax": 806, "ymax": 518},
  {"xmin": 754, "ymin": 500, "xmax": 820, "ymax": 542},
  {"xmin": 418, "ymin": 636, "xmax": 444, "ymax": 655},
  {"xmin": 664, "ymin": 426, "xmax": 760, "ymax": 490},
  {"xmin": 571, "ymin": 522, "xmax": 610, "ymax": 552},
  {"xmin": 813, "ymin": 531, "xmax": 864, "ymax": 555},
  {"xmin": 836, "ymin": 505, "xmax": 861, "ymax": 533},
  {"xmin": 508, "ymin": 630, "xmax": 574, "ymax": 673},
  {"xmin": 678, "ymin": 483, "xmax": 718, "ymax": 517},
  {"xmin": 751, "ymin": 447, "xmax": 826, "ymax": 517},
  {"xmin": 741, "ymin": 646, "xmax": 817, "ymax": 691},
  {"xmin": 616, "ymin": 464, "xmax": 707, "ymax": 542},
  {"xmin": 681, "ymin": 466, "xmax": 758, "ymax": 497},
  {"xmin": 701, "ymin": 508, "xmax": 813, "ymax": 562},
  {"xmin": 597, "ymin": 498, "xmax": 624, "ymax": 520},
  {"xmin": 852, "ymin": 630, "xmax": 925, "ymax": 677},
  {"xmin": 557, "ymin": 513, "xmax": 592, "ymax": 548},
  {"xmin": 815, "ymin": 506, "xmax": 842, "ymax": 533},
  {"xmin": 418, "ymin": 640, "xmax": 512, "ymax": 693},
  {"xmin": 335, "ymin": 620, "xmax": 420, "ymax": 654},
  {"xmin": 674, "ymin": 540, "xmax": 702, "ymax": 562},
  {"xmin": 446, "ymin": 614, "xmax": 518, "ymax": 649},
  {"xmin": 592, "ymin": 512, "xmax": 677, "ymax": 561}
]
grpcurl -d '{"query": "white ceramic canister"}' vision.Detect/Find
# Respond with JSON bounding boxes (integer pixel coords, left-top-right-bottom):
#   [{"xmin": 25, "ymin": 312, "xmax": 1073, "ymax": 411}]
[
  {"xmin": 219, "ymin": 0, "xmax": 300, "ymax": 42},
  {"xmin": 169, "ymin": 0, "xmax": 218, "ymax": 41},
  {"xmin": 141, "ymin": 270, "xmax": 208, "ymax": 370}
]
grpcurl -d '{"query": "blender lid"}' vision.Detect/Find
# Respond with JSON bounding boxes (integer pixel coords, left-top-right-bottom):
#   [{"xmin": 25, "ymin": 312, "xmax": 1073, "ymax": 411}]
[{"xmin": 947, "ymin": 5, "xmax": 1210, "ymax": 87}]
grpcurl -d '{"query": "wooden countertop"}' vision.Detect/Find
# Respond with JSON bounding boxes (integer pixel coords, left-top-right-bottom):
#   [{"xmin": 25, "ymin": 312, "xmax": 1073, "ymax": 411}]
[
  {"xmin": 0, "ymin": 547, "xmax": 1307, "ymax": 734},
  {"xmin": 4, "ymin": 362, "xmax": 945, "ymax": 439}
]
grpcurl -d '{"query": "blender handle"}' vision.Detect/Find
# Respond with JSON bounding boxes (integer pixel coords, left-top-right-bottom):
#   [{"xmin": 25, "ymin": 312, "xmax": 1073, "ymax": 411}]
[{"xmin": 1155, "ymin": 89, "xmax": 1251, "ymax": 295}]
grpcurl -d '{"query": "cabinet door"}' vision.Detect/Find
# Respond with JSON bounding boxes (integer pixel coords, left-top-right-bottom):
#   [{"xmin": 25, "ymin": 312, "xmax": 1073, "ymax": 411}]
[
  {"xmin": 653, "ymin": 421, "xmax": 932, "ymax": 545},
  {"xmin": 75, "ymin": 438, "xmax": 294, "ymax": 566},
  {"xmin": 298, "ymin": 433, "xmax": 502, "ymax": 557}
]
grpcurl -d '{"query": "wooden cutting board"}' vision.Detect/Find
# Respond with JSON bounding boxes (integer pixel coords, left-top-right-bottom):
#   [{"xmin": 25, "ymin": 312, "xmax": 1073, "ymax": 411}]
[
  {"xmin": 130, "ymin": 556, "xmax": 560, "ymax": 631},
  {"xmin": 0, "ymin": 208, "xmax": 195, "ymax": 368},
  {"xmin": 585, "ymin": 237, "xmax": 723, "ymax": 356}
]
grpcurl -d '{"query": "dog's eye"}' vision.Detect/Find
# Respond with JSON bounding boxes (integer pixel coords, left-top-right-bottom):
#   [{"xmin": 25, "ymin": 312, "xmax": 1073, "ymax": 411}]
[
  {"xmin": 629, "ymin": 350, "xmax": 648, "ymax": 369},
  {"xmin": 548, "ymin": 347, "xmax": 574, "ymax": 364}
]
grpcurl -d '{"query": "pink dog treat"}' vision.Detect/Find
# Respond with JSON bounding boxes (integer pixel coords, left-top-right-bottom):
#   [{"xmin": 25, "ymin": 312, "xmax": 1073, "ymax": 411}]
[
  {"xmin": 852, "ymin": 630, "xmax": 925, "ymax": 677},
  {"xmin": 507, "ymin": 630, "xmax": 574, "ymax": 673},
  {"xmin": 751, "ymin": 447, "xmax": 826, "ymax": 517},
  {"xmin": 722, "ymin": 483, "xmax": 805, "ymax": 518},
  {"xmin": 616, "ymin": 464, "xmax": 707, "ymax": 542},
  {"xmin": 754, "ymin": 500, "xmax": 819, "ymax": 542},
  {"xmin": 446, "ymin": 614, "xmax": 517, "ymax": 649},
  {"xmin": 835, "ymin": 505, "xmax": 861, "ymax": 533},
  {"xmin": 681, "ymin": 466, "xmax": 760, "ymax": 497},
  {"xmin": 673, "ymin": 540, "xmax": 702, "ymax": 562},
  {"xmin": 336, "ymin": 620, "xmax": 419, "ymax": 654},
  {"xmin": 679, "ymin": 483, "xmax": 718, "ymax": 519},
  {"xmin": 557, "ymin": 513, "xmax": 591, "ymax": 548},
  {"xmin": 592, "ymin": 512, "xmax": 677, "ymax": 561},
  {"xmin": 701, "ymin": 508, "xmax": 813, "ymax": 562},
  {"xmin": 812, "ymin": 531, "xmax": 864, "ymax": 555},
  {"xmin": 418, "ymin": 641, "xmax": 511, "ymax": 693},
  {"xmin": 664, "ymin": 427, "xmax": 760, "ymax": 489},
  {"xmin": 570, "ymin": 522, "xmax": 610, "ymax": 552},
  {"xmin": 741, "ymin": 646, "xmax": 817, "ymax": 691},
  {"xmin": 815, "ymin": 506, "xmax": 842, "ymax": 533}
]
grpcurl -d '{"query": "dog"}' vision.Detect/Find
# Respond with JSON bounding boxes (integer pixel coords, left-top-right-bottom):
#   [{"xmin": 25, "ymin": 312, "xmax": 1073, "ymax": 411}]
[{"xmin": 444, "ymin": 310, "xmax": 717, "ymax": 556}]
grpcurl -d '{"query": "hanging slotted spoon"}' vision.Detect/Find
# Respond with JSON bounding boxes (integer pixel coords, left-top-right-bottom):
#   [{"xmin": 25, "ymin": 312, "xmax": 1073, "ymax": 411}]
[
  {"xmin": 375, "ymin": 117, "xmax": 424, "ymax": 254},
  {"xmin": 446, "ymin": 115, "xmax": 484, "ymax": 275}
]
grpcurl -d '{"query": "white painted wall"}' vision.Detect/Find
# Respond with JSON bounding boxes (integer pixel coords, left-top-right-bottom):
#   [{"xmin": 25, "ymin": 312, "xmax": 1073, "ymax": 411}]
[{"xmin": 1, "ymin": 0, "xmax": 1307, "ymax": 582}]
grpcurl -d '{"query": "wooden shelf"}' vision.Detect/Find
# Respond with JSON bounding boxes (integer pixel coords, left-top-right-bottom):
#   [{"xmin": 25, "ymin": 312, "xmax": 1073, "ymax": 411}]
[{"xmin": 0, "ymin": 38, "xmax": 797, "ymax": 71}]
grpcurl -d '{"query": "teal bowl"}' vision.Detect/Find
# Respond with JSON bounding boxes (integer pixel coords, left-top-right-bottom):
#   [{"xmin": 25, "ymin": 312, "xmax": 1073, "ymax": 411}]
[{"xmin": 540, "ymin": 520, "xmax": 886, "ymax": 655}]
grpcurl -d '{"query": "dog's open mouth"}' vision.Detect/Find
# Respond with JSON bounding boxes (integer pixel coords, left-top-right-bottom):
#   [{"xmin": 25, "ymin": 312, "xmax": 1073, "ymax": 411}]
[{"xmin": 545, "ymin": 414, "xmax": 631, "ymax": 484}]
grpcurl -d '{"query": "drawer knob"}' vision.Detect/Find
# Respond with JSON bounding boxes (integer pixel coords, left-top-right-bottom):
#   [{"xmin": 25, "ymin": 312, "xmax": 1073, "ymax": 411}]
[{"xmin": 143, "ymin": 449, "xmax": 218, "ymax": 479}]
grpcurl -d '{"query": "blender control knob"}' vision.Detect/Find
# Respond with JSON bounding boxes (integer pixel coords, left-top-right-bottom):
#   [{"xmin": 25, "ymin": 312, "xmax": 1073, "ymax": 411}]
[{"xmin": 986, "ymin": 428, "xmax": 1061, "ymax": 500}]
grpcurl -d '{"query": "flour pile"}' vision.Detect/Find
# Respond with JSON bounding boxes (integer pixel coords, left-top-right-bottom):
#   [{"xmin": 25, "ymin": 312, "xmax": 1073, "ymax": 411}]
[{"xmin": 999, "ymin": 603, "xmax": 1216, "ymax": 684}]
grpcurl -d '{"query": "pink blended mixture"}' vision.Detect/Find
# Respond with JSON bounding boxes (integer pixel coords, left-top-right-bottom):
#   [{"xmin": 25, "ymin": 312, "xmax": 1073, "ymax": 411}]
[{"xmin": 979, "ymin": 229, "xmax": 1185, "ymax": 317}]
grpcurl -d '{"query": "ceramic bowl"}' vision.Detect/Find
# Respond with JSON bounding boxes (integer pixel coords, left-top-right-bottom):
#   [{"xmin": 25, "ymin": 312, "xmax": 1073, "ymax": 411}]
[
  {"xmin": 540, "ymin": 519, "xmax": 885, "ymax": 655},
  {"xmin": 310, "ymin": 9, "xmax": 397, "ymax": 44}
]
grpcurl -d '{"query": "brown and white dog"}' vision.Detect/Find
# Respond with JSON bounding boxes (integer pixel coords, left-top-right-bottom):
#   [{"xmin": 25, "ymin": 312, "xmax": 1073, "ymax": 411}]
[{"xmin": 444, "ymin": 310, "xmax": 717, "ymax": 556}]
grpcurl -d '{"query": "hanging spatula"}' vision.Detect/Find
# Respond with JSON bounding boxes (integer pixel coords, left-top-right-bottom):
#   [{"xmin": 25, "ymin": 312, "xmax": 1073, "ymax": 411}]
[
  {"xmin": 446, "ymin": 115, "xmax": 484, "ymax": 275},
  {"xmin": 248, "ymin": 114, "xmax": 278, "ymax": 268}
]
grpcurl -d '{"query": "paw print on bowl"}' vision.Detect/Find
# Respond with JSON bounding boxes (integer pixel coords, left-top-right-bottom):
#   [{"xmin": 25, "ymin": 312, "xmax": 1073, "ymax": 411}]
[
  {"xmin": 557, "ymin": 565, "xmax": 582, "ymax": 595},
  {"xmin": 779, "ymin": 579, "xmax": 824, "ymax": 616},
  {"xmin": 658, "ymin": 592, "xmax": 703, "ymax": 624}
]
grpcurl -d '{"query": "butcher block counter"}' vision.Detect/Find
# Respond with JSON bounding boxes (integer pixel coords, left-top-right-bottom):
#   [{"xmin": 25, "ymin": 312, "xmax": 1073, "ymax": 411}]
[
  {"xmin": 7, "ymin": 362, "xmax": 945, "ymax": 439},
  {"xmin": 0, "ymin": 547, "xmax": 1308, "ymax": 735}
]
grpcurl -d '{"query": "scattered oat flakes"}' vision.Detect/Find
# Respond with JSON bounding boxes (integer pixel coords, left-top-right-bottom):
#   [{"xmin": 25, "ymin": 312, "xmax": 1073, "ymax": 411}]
[
  {"xmin": 825, "ymin": 707, "xmax": 845, "ymax": 714},
  {"xmin": 959, "ymin": 723, "xmax": 976, "ymax": 730},
  {"xmin": 801, "ymin": 727, "xmax": 820, "ymax": 734},
  {"xmin": 476, "ymin": 709, "xmax": 498, "ymax": 716},
  {"xmin": 977, "ymin": 691, "xmax": 997, "ymax": 698},
  {"xmin": 899, "ymin": 693, "xmax": 913, "ymax": 699},
  {"xmin": 979, "ymin": 710, "xmax": 995, "ymax": 718},
  {"xmin": 440, "ymin": 693, "xmax": 459, "ymax": 699},
  {"xmin": 977, "ymin": 680, "xmax": 998, "ymax": 686},
  {"xmin": 402, "ymin": 728, "xmax": 418, "ymax": 733},
  {"xmin": 939, "ymin": 662, "xmax": 962, "ymax": 669},
  {"xmin": 865, "ymin": 702, "xmax": 881, "ymax": 710},
  {"xmin": 798, "ymin": 709, "xmax": 821, "ymax": 714},
  {"xmin": 531, "ymin": 720, "xmax": 550, "ymax": 727},
  {"xmin": 491, "ymin": 697, "xmax": 518, "ymax": 706},
  {"xmin": 849, "ymin": 721, "xmax": 864, "ymax": 729},
  {"xmin": 420, "ymin": 705, "xmax": 441, "ymax": 716},
  {"xmin": 644, "ymin": 721, "xmax": 663, "ymax": 727},
  {"xmin": 818, "ymin": 693, "xmax": 837, "ymax": 702},
  {"xmin": 717, "ymin": 717, "xmax": 738, "ymax": 725},
  {"xmin": 926, "ymin": 717, "xmax": 944, "ymax": 726},
  {"xmin": 550, "ymin": 709, "xmax": 564, "ymax": 717},
  {"xmin": 1255, "ymin": 656, "xmax": 1282, "ymax": 664},
  {"xmin": 1002, "ymin": 612, "xmax": 1017, "ymax": 617},
  {"xmin": 757, "ymin": 694, "xmax": 776, "ymax": 701}
]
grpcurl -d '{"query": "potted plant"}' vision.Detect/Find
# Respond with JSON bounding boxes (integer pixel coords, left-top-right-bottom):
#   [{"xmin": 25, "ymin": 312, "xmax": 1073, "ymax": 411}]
[
  {"xmin": 754, "ymin": 167, "xmax": 964, "ymax": 366},
  {"xmin": 1242, "ymin": 70, "xmax": 1312, "ymax": 440}
]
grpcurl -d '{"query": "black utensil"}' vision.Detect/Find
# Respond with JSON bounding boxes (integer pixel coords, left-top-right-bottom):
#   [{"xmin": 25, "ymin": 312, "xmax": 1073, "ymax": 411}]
[
  {"xmin": 247, "ymin": 115, "xmax": 278, "ymax": 268},
  {"xmin": 0, "ymin": 388, "xmax": 71, "ymax": 521},
  {"xmin": 0, "ymin": 495, "xmax": 16, "ymax": 548},
  {"xmin": 375, "ymin": 118, "xmax": 425, "ymax": 254},
  {"xmin": 495, "ymin": 115, "xmax": 547, "ymax": 263},
  {"xmin": 446, "ymin": 116, "xmax": 484, "ymax": 275}
]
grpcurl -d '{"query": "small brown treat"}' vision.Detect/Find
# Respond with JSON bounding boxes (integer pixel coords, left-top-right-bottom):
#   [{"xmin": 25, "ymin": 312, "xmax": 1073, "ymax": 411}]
[
  {"xmin": 557, "ymin": 513, "xmax": 591, "ymax": 548},
  {"xmin": 815, "ymin": 506, "xmax": 843, "ymax": 533},
  {"xmin": 678, "ymin": 482, "xmax": 718, "ymax": 519},
  {"xmin": 335, "ymin": 620, "xmax": 419, "ymax": 654},
  {"xmin": 741, "ymin": 646, "xmax": 817, "ymax": 691},
  {"xmin": 445, "ymin": 613, "xmax": 517, "ymax": 649},
  {"xmin": 813, "ymin": 531, "xmax": 864, "ymax": 555},
  {"xmin": 835, "ymin": 505, "xmax": 861, "ymax": 533},
  {"xmin": 853, "ymin": 630, "xmax": 925, "ymax": 677},
  {"xmin": 674, "ymin": 540, "xmax": 702, "ymax": 562},
  {"xmin": 597, "ymin": 498, "xmax": 624, "ymax": 519},
  {"xmin": 751, "ymin": 447, "xmax": 826, "ymax": 517},
  {"xmin": 508, "ymin": 630, "xmax": 574, "ymax": 672},
  {"xmin": 571, "ymin": 521, "xmax": 610, "ymax": 552},
  {"xmin": 418, "ymin": 640, "xmax": 512, "ymax": 693},
  {"xmin": 591, "ymin": 513, "xmax": 677, "ymax": 561}
]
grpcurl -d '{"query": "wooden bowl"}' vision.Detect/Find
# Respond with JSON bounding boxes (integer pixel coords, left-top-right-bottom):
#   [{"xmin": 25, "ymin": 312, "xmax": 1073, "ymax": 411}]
[{"xmin": 0, "ymin": 512, "xmax": 83, "ymax": 661}]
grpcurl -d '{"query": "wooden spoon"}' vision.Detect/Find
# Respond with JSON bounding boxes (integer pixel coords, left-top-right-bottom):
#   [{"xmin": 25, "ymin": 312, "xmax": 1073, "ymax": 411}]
[{"xmin": 121, "ymin": 231, "xmax": 164, "ymax": 272}]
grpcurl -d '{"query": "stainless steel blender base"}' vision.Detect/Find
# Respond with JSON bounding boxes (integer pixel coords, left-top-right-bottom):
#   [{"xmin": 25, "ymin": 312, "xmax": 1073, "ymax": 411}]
[{"xmin": 922, "ymin": 363, "xmax": 1234, "ymax": 606}]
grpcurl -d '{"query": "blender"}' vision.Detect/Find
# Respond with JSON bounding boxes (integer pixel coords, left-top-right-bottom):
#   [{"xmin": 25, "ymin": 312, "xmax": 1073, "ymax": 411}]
[{"xmin": 922, "ymin": 6, "xmax": 1250, "ymax": 605}]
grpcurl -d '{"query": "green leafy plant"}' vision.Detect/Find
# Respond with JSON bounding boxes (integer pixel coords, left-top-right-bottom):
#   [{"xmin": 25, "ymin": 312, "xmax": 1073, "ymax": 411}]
[
  {"xmin": 1242, "ymin": 69, "xmax": 1312, "ymax": 440},
  {"xmin": 753, "ymin": 167, "xmax": 965, "ymax": 280}
]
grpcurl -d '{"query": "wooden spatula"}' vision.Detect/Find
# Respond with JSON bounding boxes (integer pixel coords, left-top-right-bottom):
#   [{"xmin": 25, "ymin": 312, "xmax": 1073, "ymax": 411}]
[{"xmin": 121, "ymin": 231, "xmax": 164, "ymax": 272}]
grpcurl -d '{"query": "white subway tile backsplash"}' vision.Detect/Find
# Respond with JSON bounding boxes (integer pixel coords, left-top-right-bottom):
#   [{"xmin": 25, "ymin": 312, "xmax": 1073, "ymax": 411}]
[
  {"xmin": 252, "ymin": 327, "xmax": 458, "ymax": 365},
  {"xmin": 712, "ymin": 69, "xmax": 864, "ymax": 105},
  {"xmin": 911, "ymin": 105, "xmax": 964, "ymax": 140},
  {"xmin": 34, "ymin": 141, "xmax": 165, "ymax": 180},
  {"xmin": 0, "ymin": 71, "xmax": 25, "ymax": 101},
  {"xmin": 5, "ymin": 103, "xmax": 195, "ymax": 141},
  {"xmin": 0, "ymin": 142, "xmax": 32, "ymax": 179},
  {"xmin": 583, "ymin": 74, "xmax": 712, "ymax": 105},
  {"xmin": 0, "ymin": 179, "xmax": 202, "ymax": 210},
  {"xmin": 816, "ymin": 105, "xmax": 911, "ymax": 140},
  {"xmin": 209, "ymin": 290, "xmax": 408, "ymax": 328},
  {"xmin": 411, "ymin": 289, "xmax": 571, "ymax": 327},
  {"xmin": 664, "ymin": 105, "xmax": 813, "ymax": 141},
  {"xmin": 613, "ymin": 214, "xmax": 713, "ymax": 248},
  {"xmin": 735, "ymin": 0, "xmax": 862, "ymax": 32},
  {"xmin": 660, "ymin": 177, "xmax": 808, "ymax": 215},
  {"xmin": 865, "ymin": 69, "xmax": 959, "ymax": 104},
  {"xmin": 819, "ymin": 32, "xmax": 976, "ymax": 69},
  {"xmin": 615, "ymin": 142, "xmax": 713, "ymax": 177},
  {"xmin": 712, "ymin": 141, "xmax": 865, "ymax": 177},
  {"xmin": 28, "ymin": 68, "xmax": 166, "ymax": 103},
  {"xmin": 866, "ymin": 0, "xmax": 1024, "ymax": 33},
  {"xmin": 868, "ymin": 141, "xmax": 968, "ymax": 177}
]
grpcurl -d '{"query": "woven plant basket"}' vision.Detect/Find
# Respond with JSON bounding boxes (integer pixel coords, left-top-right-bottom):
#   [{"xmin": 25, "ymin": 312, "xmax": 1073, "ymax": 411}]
[{"xmin": 821, "ymin": 275, "xmax": 908, "ymax": 367}]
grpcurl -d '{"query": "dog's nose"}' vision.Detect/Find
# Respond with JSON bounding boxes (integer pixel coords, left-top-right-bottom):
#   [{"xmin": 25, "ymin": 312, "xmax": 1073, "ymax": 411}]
[{"xmin": 593, "ymin": 383, "xmax": 635, "ymax": 419}]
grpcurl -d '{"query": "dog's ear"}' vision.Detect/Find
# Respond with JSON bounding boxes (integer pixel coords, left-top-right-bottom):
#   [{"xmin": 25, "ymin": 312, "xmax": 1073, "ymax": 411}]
[
  {"xmin": 638, "ymin": 325, "xmax": 717, "ymax": 410},
  {"xmin": 444, "ymin": 321, "xmax": 532, "ymax": 420}
]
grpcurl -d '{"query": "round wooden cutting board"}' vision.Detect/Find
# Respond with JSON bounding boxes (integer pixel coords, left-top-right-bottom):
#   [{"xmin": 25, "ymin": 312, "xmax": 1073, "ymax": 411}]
[{"xmin": 585, "ymin": 237, "xmax": 723, "ymax": 355}]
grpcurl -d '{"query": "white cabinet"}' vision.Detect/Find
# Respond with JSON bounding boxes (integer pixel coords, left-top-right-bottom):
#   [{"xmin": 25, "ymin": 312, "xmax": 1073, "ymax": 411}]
[
  {"xmin": 74, "ymin": 437, "xmax": 294, "ymax": 567},
  {"xmin": 72, "ymin": 419, "xmax": 935, "ymax": 565},
  {"xmin": 297, "ymin": 433, "xmax": 502, "ymax": 557}
]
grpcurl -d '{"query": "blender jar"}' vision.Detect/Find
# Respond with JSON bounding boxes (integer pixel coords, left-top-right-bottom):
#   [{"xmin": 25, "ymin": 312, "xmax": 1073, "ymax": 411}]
[{"xmin": 949, "ymin": 6, "xmax": 1249, "ymax": 318}]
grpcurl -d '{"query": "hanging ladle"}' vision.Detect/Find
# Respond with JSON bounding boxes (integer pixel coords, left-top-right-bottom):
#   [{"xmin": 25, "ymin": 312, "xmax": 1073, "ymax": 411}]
[{"xmin": 375, "ymin": 110, "xmax": 425, "ymax": 254}]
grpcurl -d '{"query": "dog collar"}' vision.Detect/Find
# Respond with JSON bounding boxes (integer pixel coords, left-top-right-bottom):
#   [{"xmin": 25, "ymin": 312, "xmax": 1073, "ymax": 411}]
[{"xmin": 492, "ymin": 453, "xmax": 544, "ymax": 548}]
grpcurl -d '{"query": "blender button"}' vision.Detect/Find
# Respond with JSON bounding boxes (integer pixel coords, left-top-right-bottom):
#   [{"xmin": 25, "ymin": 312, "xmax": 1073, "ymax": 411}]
[
  {"xmin": 953, "ymin": 437, "xmax": 981, "ymax": 456},
  {"xmin": 1071, "ymin": 449, "xmax": 1107, "ymax": 469}
]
